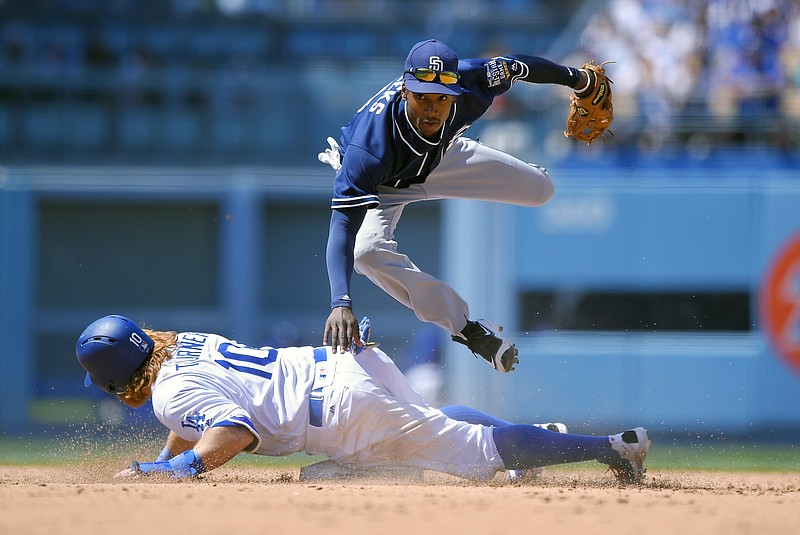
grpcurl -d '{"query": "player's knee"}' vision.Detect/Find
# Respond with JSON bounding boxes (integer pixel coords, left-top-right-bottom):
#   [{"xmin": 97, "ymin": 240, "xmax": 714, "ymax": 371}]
[
  {"xmin": 353, "ymin": 244, "xmax": 377, "ymax": 274},
  {"xmin": 526, "ymin": 165, "xmax": 555, "ymax": 206},
  {"xmin": 354, "ymin": 230, "xmax": 387, "ymax": 261},
  {"xmin": 353, "ymin": 246, "xmax": 381, "ymax": 273},
  {"xmin": 539, "ymin": 175, "xmax": 555, "ymax": 205}
]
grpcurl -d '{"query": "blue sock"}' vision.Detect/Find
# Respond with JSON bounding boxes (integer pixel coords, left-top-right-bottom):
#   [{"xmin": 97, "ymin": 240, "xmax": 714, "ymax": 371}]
[
  {"xmin": 493, "ymin": 425, "xmax": 613, "ymax": 469},
  {"xmin": 439, "ymin": 405, "xmax": 513, "ymax": 427}
]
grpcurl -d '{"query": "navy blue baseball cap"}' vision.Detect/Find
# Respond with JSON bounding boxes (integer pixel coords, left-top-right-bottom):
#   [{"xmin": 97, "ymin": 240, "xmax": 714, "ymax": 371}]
[
  {"xmin": 403, "ymin": 39, "xmax": 462, "ymax": 96},
  {"xmin": 76, "ymin": 314, "xmax": 154, "ymax": 394}
]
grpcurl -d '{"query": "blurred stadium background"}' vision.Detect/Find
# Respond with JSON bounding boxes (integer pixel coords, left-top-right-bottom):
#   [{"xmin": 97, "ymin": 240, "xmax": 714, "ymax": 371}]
[{"xmin": 1, "ymin": 0, "xmax": 799, "ymax": 448}]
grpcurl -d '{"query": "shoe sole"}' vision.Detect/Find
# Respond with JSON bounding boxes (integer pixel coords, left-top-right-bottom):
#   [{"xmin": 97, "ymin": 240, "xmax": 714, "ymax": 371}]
[
  {"xmin": 492, "ymin": 323, "xmax": 519, "ymax": 373},
  {"xmin": 614, "ymin": 428, "xmax": 651, "ymax": 483},
  {"xmin": 499, "ymin": 344, "xmax": 519, "ymax": 372},
  {"xmin": 629, "ymin": 436, "xmax": 652, "ymax": 481},
  {"xmin": 458, "ymin": 320, "xmax": 520, "ymax": 373}
]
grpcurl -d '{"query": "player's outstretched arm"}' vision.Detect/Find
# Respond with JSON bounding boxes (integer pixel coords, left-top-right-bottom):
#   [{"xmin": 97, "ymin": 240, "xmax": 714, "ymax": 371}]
[
  {"xmin": 192, "ymin": 425, "xmax": 254, "ymax": 470},
  {"xmin": 115, "ymin": 425, "xmax": 255, "ymax": 479},
  {"xmin": 325, "ymin": 207, "xmax": 368, "ymax": 354}
]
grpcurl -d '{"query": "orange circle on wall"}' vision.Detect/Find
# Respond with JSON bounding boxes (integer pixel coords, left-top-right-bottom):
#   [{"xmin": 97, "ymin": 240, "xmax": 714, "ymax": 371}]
[{"xmin": 761, "ymin": 232, "xmax": 800, "ymax": 375}]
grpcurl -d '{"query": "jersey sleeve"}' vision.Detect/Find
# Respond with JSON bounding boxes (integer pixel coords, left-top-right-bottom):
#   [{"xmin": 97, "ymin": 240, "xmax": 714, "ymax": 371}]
[
  {"xmin": 331, "ymin": 143, "xmax": 385, "ymax": 210},
  {"xmin": 326, "ymin": 207, "xmax": 366, "ymax": 309},
  {"xmin": 152, "ymin": 376, "xmax": 263, "ymax": 453},
  {"xmin": 502, "ymin": 54, "xmax": 580, "ymax": 87},
  {"xmin": 460, "ymin": 55, "xmax": 580, "ymax": 92}
]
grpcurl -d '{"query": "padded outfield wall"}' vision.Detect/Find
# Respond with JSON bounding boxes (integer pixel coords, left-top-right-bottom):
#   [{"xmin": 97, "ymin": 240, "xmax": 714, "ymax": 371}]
[
  {"xmin": 1, "ymin": 162, "xmax": 799, "ymax": 435},
  {"xmin": 443, "ymin": 162, "xmax": 800, "ymax": 435}
]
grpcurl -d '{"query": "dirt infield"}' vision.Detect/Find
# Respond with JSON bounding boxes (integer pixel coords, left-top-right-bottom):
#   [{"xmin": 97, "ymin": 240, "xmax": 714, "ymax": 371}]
[{"xmin": 1, "ymin": 465, "xmax": 797, "ymax": 535}]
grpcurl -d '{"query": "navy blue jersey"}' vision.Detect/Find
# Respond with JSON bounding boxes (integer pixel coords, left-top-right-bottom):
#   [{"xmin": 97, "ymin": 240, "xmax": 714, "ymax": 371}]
[
  {"xmin": 330, "ymin": 55, "xmax": 580, "ymax": 211},
  {"xmin": 327, "ymin": 54, "xmax": 581, "ymax": 309}
]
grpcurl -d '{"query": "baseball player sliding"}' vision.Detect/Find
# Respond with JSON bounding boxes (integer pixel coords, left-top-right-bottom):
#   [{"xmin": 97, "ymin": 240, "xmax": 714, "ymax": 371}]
[
  {"xmin": 76, "ymin": 315, "xmax": 648, "ymax": 483},
  {"xmin": 319, "ymin": 39, "xmax": 613, "ymax": 372}
]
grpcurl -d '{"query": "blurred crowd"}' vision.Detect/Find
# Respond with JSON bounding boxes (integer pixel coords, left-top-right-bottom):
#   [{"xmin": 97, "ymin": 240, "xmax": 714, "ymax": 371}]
[
  {"xmin": 572, "ymin": 0, "xmax": 800, "ymax": 152},
  {"xmin": 0, "ymin": 0, "xmax": 797, "ymax": 162}
]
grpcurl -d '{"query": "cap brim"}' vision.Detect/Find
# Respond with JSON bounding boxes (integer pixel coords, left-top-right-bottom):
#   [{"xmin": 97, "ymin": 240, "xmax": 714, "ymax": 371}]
[
  {"xmin": 403, "ymin": 75, "xmax": 462, "ymax": 96},
  {"xmin": 84, "ymin": 372, "xmax": 93, "ymax": 387}
]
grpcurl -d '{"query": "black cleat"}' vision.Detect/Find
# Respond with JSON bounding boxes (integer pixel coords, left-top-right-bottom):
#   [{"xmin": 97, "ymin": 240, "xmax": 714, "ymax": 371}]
[{"xmin": 452, "ymin": 319, "xmax": 519, "ymax": 373}]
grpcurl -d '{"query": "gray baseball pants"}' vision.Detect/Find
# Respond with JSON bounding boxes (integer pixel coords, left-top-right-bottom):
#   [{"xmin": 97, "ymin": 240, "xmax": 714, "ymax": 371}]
[{"xmin": 353, "ymin": 137, "xmax": 555, "ymax": 335}]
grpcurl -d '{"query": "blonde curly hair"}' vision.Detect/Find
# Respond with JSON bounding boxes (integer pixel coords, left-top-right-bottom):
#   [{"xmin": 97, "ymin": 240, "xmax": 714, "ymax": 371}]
[{"xmin": 118, "ymin": 329, "xmax": 177, "ymax": 407}]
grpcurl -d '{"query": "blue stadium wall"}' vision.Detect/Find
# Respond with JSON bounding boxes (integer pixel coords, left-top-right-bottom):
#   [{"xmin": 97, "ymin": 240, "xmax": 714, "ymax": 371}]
[
  {"xmin": 1, "ymin": 162, "xmax": 799, "ymax": 436},
  {"xmin": 443, "ymin": 163, "xmax": 800, "ymax": 435}
]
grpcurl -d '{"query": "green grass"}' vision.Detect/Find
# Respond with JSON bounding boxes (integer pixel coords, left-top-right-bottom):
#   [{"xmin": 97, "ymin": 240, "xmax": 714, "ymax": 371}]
[
  {"xmin": 13, "ymin": 399, "xmax": 798, "ymax": 473},
  {"xmin": 28, "ymin": 398, "xmax": 97, "ymax": 425},
  {"xmin": 646, "ymin": 441, "xmax": 800, "ymax": 472},
  {"xmin": 0, "ymin": 434, "xmax": 320, "ymax": 468},
  {"xmin": 1, "ymin": 434, "xmax": 797, "ymax": 472}
]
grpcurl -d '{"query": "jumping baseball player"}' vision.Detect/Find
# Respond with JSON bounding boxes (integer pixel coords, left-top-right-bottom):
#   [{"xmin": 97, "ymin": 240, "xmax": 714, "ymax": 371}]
[
  {"xmin": 76, "ymin": 314, "xmax": 649, "ymax": 483},
  {"xmin": 319, "ymin": 39, "xmax": 613, "ymax": 372}
]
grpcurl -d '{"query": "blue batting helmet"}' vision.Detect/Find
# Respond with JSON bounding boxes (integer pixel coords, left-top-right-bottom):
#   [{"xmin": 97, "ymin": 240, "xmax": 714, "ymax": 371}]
[{"xmin": 76, "ymin": 315, "xmax": 154, "ymax": 394}]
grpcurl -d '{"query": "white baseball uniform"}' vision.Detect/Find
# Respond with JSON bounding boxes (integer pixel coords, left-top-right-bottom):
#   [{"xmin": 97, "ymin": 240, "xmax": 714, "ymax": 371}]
[{"xmin": 151, "ymin": 332, "xmax": 505, "ymax": 479}]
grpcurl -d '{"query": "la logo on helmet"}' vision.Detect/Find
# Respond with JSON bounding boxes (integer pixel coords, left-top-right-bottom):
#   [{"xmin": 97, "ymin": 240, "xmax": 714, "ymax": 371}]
[{"xmin": 130, "ymin": 331, "xmax": 150, "ymax": 353}]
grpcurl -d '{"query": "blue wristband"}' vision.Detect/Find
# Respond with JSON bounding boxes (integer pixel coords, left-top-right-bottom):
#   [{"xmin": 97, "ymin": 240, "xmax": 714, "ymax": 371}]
[
  {"xmin": 133, "ymin": 449, "xmax": 206, "ymax": 478},
  {"xmin": 155, "ymin": 446, "xmax": 172, "ymax": 462}
]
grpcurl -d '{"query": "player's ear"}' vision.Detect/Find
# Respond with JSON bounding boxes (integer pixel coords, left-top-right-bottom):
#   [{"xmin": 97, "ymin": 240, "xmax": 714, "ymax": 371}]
[{"xmin": 401, "ymin": 85, "xmax": 407, "ymax": 100}]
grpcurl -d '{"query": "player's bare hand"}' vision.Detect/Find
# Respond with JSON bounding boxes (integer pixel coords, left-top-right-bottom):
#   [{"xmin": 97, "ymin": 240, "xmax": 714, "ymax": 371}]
[
  {"xmin": 114, "ymin": 467, "xmax": 138, "ymax": 479},
  {"xmin": 324, "ymin": 306, "xmax": 360, "ymax": 354}
]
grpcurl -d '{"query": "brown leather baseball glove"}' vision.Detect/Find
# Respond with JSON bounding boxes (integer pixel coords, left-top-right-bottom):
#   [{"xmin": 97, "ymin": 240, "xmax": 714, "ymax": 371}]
[{"xmin": 564, "ymin": 60, "xmax": 614, "ymax": 145}]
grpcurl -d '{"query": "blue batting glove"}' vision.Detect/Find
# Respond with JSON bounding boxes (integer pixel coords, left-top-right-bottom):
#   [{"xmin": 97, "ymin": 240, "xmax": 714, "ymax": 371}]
[
  {"xmin": 130, "ymin": 449, "xmax": 206, "ymax": 478},
  {"xmin": 351, "ymin": 317, "xmax": 378, "ymax": 354}
]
